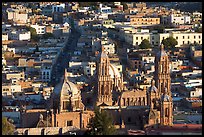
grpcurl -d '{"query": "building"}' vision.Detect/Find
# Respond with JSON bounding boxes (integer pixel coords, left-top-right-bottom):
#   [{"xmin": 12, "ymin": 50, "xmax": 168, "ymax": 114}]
[
  {"xmin": 19, "ymin": 45, "xmax": 174, "ymax": 130},
  {"xmin": 8, "ymin": 30, "xmax": 31, "ymax": 41},
  {"xmin": 99, "ymin": 4, "xmax": 112, "ymax": 14},
  {"xmin": 52, "ymin": 3, "xmax": 65, "ymax": 13},
  {"xmin": 124, "ymin": 31, "xmax": 202, "ymax": 47},
  {"xmin": 129, "ymin": 17, "xmax": 160, "ymax": 26},
  {"xmin": 161, "ymin": 14, "xmax": 191, "ymax": 25},
  {"xmin": 31, "ymin": 25, "xmax": 46, "ymax": 35},
  {"xmin": 2, "ymin": 33, "xmax": 8, "ymax": 41},
  {"xmin": 7, "ymin": 8, "xmax": 28, "ymax": 24}
]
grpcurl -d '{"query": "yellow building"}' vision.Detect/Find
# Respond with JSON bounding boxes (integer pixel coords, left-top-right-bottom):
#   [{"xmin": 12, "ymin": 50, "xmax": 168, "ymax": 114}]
[
  {"xmin": 130, "ymin": 17, "xmax": 160, "ymax": 26},
  {"xmin": 124, "ymin": 31, "xmax": 202, "ymax": 47}
]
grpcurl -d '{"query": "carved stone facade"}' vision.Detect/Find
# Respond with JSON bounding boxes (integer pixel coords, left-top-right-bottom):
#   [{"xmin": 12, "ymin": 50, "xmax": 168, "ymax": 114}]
[
  {"xmin": 44, "ymin": 44, "xmax": 173, "ymax": 130},
  {"xmin": 96, "ymin": 46, "xmax": 123, "ymax": 106}
]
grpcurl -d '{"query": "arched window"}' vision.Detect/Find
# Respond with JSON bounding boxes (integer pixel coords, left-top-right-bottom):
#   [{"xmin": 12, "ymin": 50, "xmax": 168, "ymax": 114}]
[
  {"xmin": 165, "ymin": 108, "xmax": 169, "ymax": 117},
  {"xmin": 123, "ymin": 98, "xmax": 126, "ymax": 106},
  {"xmin": 127, "ymin": 98, "xmax": 130, "ymax": 106},
  {"xmin": 139, "ymin": 98, "xmax": 141, "ymax": 106},
  {"xmin": 143, "ymin": 97, "xmax": 146, "ymax": 105}
]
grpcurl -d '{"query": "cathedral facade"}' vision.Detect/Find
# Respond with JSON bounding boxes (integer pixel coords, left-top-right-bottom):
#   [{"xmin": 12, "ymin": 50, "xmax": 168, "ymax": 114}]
[{"xmin": 49, "ymin": 44, "xmax": 173, "ymax": 130}]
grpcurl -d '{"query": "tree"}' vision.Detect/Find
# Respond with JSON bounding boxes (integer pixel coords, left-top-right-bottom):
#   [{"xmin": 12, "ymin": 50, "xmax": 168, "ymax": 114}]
[
  {"xmin": 139, "ymin": 39, "xmax": 151, "ymax": 49},
  {"xmin": 86, "ymin": 107, "xmax": 116, "ymax": 135},
  {"xmin": 121, "ymin": 2, "xmax": 128, "ymax": 10},
  {"xmin": 2, "ymin": 117, "xmax": 15, "ymax": 135},
  {"xmin": 162, "ymin": 36, "xmax": 178, "ymax": 50},
  {"xmin": 42, "ymin": 33, "xmax": 54, "ymax": 39},
  {"xmin": 26, "ymin": 26, "xmax": 40, "ymax": 42}
]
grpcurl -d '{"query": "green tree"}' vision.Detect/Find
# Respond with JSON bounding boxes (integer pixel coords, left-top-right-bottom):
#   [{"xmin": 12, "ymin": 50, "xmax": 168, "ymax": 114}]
[
  {"xmin": 26, "ymin": 26, "xmax": 40, "ymax": 42},
  {"xmin": 162, "ymin": 36, "xmax": 178, "ymax": 50},
  {"xmin": 2, "ymin": 117, "xmax": 15, "ymax": 135},
  {"xmin": 42, "ymin": 33, "xmax": 54, "ymax": 39},
  {"xmin": 86, "ymin": 107, "xmax": 116, "ymax": 135},
  {"xmin": 139, "ymin": 39, "xmax": 151, "ymax": 49},
  {"xmin": 121, "ymin": 2, "xmax": 128, "ymax": 10}
]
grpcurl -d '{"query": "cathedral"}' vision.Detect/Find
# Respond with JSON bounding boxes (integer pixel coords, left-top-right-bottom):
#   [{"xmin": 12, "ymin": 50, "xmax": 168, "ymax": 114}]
[{"xmin": 49, "ymin": 44, "xmax": 173, "ymax": 129}]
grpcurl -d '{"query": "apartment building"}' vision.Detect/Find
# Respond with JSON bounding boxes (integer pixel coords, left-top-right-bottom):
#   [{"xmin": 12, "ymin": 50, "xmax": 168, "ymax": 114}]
[
  {"xmin": 52, "ymin": 3, "xmax": 65, "ymax": 13},
  {"xmin": 6, "ymin": 71, "xmax": 25, "ymax": 81},
  {"xmin": 31, "ymin": 25, "xmax": 46, "ymax": 35},
  {"xmin": 41, "ymin": 64, "xmax": 52, "ymax": 82},
  {"xmin": 2, "ymin": 83, "xmax": 22, "ymax": 96},
  {"xmin": 124, "ymin": 31, "xmax": 202, "ymax": 47},
  {"xmin": 7, "ymin": 8, "xmax": 28, "ymax": 24},
  {"xmin": 130, "ymin": 17, "xmax": 160, "ymax": 26},
  {"xmin": 161, "ymin": 14, "xmax": 191, "ymax": 25},
  {"xmin": 8, "ymin": 30, "xmax": 31, "ymax": 41},
  {"xmin": 171, "ymin": 32, "xmax": 202, "ymax": 47}
]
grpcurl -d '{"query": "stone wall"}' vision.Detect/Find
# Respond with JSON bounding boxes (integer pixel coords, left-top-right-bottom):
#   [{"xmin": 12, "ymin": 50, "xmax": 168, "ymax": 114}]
[{"xmin": 15, "ymin": 126, "xmax": 79, "ymax": 135}]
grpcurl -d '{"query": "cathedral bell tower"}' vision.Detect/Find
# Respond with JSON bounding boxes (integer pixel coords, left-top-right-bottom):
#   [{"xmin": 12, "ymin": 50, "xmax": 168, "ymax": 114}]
[
  {"xmin": 154, "ymin": 44, "xmax": 173, "ymax": 126},
  {"xmin": 160, "ymin": 88, "xmax": 173, "ymax": 126},
  {"xmin": 154, "ymin": 44, "xmax": 171, "ymax": 96},
  {"xmin": 96, "ymin": 46, "xmax": 113, "ymax": 106}
]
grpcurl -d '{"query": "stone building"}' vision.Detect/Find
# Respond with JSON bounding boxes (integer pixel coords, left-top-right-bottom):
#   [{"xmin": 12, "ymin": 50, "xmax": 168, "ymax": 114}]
[{"xmin": 29, "ymin": 44, "xmax": 173, "ymax": 131}]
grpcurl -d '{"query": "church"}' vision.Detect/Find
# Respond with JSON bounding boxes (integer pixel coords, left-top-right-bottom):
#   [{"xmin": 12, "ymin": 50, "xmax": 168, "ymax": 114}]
[{"xmin": 49, "ymin": 44, "xmax": 173, "ymax": 129}]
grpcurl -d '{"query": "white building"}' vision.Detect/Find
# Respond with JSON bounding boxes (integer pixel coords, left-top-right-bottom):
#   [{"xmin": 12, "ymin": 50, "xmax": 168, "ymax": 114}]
[
  {"xmin": 31, "ymin": 25, "xmax": 46, "ymax": 35},
  {"xmin": 189, "ymin": 87, "xmax": 202, "ymax": 98},
  {"xmin": 7, "ymin": 8, "xmax": 28, "ymax": 24},
  {"xmin": 161, "ymin": 14, "xmax": 191, "ymax": 25},
  {"xmin": 83, "ymin": 63, "xmax": 96, "ymax": 76},
  {"xmin": 41, "ymin": 64, "xmax": 52, "ymax": 82},
  {"xmin": 170, "ymin": 59, "xmax": 183, "ymax": 72},
  {"xmin": 52, "ymin": 3, "xmax": 65, "ymax": 13},
  {"xmin": 169, "ymin": 14, "xmax": 191, "ymax": 25},
  {"xmin": 124, "ymin": 31, "xmax": 202, "ymax": 47},
  {"xmin": 2, "ymin": 33, "xmax": 8, "ymax": 41},
  {"xmin": 8, "ymin": 30, "xmax": 31, "ymax": 41},
  {"xmin": 99, "ymin": 4, "xmax": 112, "ymax": 14}
]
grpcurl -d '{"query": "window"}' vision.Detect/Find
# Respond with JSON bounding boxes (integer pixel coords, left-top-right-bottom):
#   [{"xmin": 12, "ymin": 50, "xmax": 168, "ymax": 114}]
[
  {"xmin": 141, "ymin": 37, "xmax": 143, "ymax": 40},
  {"xmin": 188, "ymin": 41, "xmax": 190, "ymax": 44},
  {"xmin": 128, "ymin": 117, "xmax": 131, "ymax": 122},
  {"xmin": 67, "ymin": 120, "xmax": 72, "ymax": 126},
  {"xmin": 188, "ymin": 36, "xmax": 190, "ymax": 39},
  {"xmin": 136, "ymin": 37, "xmax": 138, "ymax": 40},
  {"xmin": 183, "ymin": 41, "xmax": 185, "ymax": 44},
  {"xmin": 194, "ymin": 36, "xmax": 196, "ymax": 39},
  {"xmin": 176, "ymin": 36, "xmax": 178, "ymax": 39},
  {"xmin": 183, "ymin": 36, "xmax": 185, "ymax": 39},
  {"xmin": 199, "ymin": 35, "xmax": 201, "ymax": 39},
  {"xmin": 152, "ymin": 36, "xmax": 154, "ymax": 40},
  {"xmin": 165, "ymin": 108, "xmax": 169, "ymax": 117},
  {"xmin": 87, "ymin": 70, "xmax": 90, "ymax": 72}
]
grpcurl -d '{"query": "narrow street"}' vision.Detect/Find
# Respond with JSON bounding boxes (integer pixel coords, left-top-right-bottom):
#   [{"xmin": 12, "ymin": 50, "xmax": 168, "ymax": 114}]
[{"xmin": 50, "ymin": 24, "xmax": 81, "ymax": 86}]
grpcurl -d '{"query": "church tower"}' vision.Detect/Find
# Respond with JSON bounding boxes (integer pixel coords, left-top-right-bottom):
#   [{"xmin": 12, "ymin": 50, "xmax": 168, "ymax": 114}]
[
  {"xmin": 160, "ymin": 88, "xmax": 173, "ymax": 126},
  {"xmin": 154, "ymin": 44, "xmax": 173, "ymax": 126},
  {"xmin": 96, "ymin": 46, "xmax": 113, "ymax": 106},
  {"xmin": 154, "ymin": 44, "xmax": 171, "ymax": 96}
]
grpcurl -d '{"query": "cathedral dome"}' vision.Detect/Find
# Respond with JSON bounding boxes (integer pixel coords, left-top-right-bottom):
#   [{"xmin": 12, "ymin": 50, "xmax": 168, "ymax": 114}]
[
  {"xmin": 53, "ymin": 77, "xmax": 80, "ymax": 97},
  {"xmin": 109, "ymin": 64, "xmax": 121, "ymax": 78}
]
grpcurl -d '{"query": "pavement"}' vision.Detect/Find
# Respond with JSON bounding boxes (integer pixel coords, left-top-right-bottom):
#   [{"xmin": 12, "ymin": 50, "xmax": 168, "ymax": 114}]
[{"xmin": 50, "ymin": 27, "xmax": 81, "ymax": 86}]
